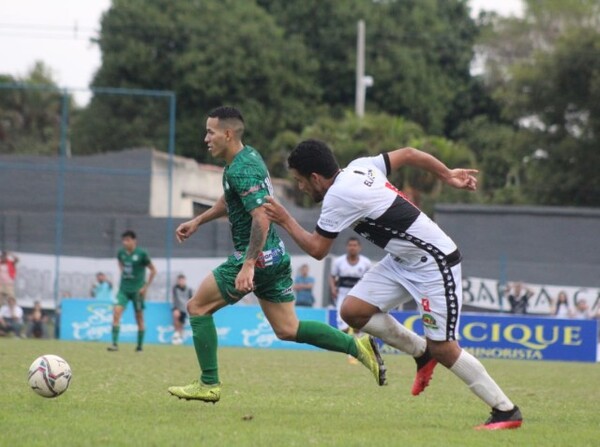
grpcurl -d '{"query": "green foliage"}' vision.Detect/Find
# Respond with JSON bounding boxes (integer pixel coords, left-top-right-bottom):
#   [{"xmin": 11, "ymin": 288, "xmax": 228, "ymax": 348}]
[
  {"xmin": 2, "ymin": 339, "xmax": 600, "ymax": 446},
  {"xmin": 0, "ymin": 62, "xmax": 65, "ymax": 155},
  {"xmin": 75, "ymin": 0, "xmax": 320, "ymax": 160}
]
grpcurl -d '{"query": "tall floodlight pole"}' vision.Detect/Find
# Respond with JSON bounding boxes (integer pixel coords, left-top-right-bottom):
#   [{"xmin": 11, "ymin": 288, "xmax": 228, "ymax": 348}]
[{"xmin": 355, "ymin": 20, "xmax": 374, "ymax": 118}]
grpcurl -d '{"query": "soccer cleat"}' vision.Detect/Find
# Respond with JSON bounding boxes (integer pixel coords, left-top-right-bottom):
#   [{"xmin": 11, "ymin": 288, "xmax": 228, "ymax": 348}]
[
  {"xmin": 355, "ymin": 335, "xmax": 387, "ymax": 386},
  {"xmin": 168, "ymin": 380, "xmax": 221, "ymax": 403},
  {"xmin": 135, "ymin": 346, "xmax": 143, "ymax": 352},
  {"xmin": 411, "ymin": 350, "xmax": 438, "ymax": 396},
  {"xmin": 107, "ymin": 344, "xmax": 119, "ymax": 352},
  {"xmin": 474, "ymin": 406, "xmax": 523, "ymax": 430}
]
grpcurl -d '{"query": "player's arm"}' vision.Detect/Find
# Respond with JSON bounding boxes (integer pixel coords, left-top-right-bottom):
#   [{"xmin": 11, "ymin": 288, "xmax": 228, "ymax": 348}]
[
  {"xmin": 329, "ymin": 274, "xmax": 338, "ymax": 301},
  {"xmin": 386, "ymin": 147, "xmax": 478, "ymax": 191},
  {"xmin": 140, "ymin": 261, "xmax": 156, "ymax": 297},
  {"xmin": 263, "ymin": 196, "xmax": 334, "ymax": 260},
  {"xmin": 235, "ymin": 206, "xmax": 270, "ymax": 292},
  {"xmin": 176, "ymin": 195, "xmax": 228, "ymax": 243}
]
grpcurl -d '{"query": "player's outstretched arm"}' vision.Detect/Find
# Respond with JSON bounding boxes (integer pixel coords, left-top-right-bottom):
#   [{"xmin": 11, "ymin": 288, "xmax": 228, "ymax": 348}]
[
  {"xmin": 387, "ymin": 147, "xmax": 478, "ymax": 191},
  {"xmin": 175, "ymin": 195, "xmax": 228, "ymax": 243},
  {"xmin": 264, "ymin": 196, "xmax": 334, "ymax": 260}
]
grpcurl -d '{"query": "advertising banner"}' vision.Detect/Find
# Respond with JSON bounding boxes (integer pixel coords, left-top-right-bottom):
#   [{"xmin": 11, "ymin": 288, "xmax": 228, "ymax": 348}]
[
  {"xmin": 60, "ymin": 299, "xmax": 325, "ymax": 351},
  {"xmin": 328, "ymin": 310, "xmax": 599, "ymax": 363}
]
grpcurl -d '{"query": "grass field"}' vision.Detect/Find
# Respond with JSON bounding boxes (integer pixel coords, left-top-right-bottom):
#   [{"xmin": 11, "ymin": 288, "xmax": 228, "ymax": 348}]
[{"xmin": 1, "ymin": 339, "xmax": 598, "ymax": 447}]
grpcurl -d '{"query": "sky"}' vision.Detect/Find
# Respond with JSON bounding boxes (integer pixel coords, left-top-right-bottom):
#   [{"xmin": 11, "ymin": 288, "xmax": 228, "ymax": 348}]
[{"xmin": 0, "ymin": 0, "xmax": 524, "ymax": 105}]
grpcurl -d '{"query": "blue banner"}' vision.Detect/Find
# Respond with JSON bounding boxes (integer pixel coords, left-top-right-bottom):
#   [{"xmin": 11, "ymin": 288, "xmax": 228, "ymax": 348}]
[
  {"xmin": 60, "ymin": 299, "xmax": 325, "ymax": 350},
  {"xmin": 329, "ymin": 310, "xmax": 599, "ymax": 363}
]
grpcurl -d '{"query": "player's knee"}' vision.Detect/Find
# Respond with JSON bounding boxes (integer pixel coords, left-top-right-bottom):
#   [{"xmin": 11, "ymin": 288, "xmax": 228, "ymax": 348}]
[
  {"xmin": 340, "ymin": 306, "xmax": 365, "ymax": 329},
  {"xmin": 272, "ymin": 324, "xmax": 297, "ymax": 341}
]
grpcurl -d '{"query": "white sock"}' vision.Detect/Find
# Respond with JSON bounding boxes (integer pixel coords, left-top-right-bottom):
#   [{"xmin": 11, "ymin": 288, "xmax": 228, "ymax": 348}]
[
  {"xmin": 450, "ymin": 350, "xmax": 514, "ymax": 411},
  {"xmin": 361, "ymin": 313, "xmax": 426, "ymax": 357}
]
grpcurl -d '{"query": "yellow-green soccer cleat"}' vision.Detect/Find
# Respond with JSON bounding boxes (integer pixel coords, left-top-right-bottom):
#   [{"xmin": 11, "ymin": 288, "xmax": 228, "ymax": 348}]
[
  {"xmin": 168, "ymin": 380, "xmax": 221, "ymax": 403},
  {"xmin": 355, "ymin": 335, "xmax": 387, "ymax": 386}
]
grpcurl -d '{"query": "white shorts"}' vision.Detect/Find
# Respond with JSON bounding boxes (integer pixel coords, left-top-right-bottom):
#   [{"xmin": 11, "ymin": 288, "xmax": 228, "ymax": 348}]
[
  {"xmin": 347, "ymin": 254, "xmax": 462, "ymax": 341},
  {"xmin": 335, "ymin": 288, "xmax": 352, "ymax": 331}
]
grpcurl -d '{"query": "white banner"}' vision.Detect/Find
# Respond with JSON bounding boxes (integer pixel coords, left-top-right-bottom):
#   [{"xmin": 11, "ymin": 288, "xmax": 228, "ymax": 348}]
[
  {"xmin": 12, "ymin": 252, "xmax": 327, "ymax": 309},
  {"xmin": 462, "ymin": 276, "xmax": 600, "ymax": 315}
]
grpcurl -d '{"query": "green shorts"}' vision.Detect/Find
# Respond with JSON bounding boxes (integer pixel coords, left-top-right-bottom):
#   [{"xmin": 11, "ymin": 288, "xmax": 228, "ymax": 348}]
[
  {"xmin": 213, "ymin": 253, "xmax": 295, "ymax": 304},
  {"xmin": 116, "ymin": 290, "xmax": 145, "ymax": 312}
]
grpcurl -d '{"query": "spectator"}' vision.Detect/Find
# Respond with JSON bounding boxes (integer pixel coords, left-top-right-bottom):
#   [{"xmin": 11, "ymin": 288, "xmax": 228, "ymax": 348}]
[
  {"xmin": 0, "ymin": 251, "xmax": 19, "ymax": 298},
  {"xmin": 293, "ymin": 264, "xmax": 315, "ymax": 307},
  {"xmin": 550, "ymin": 291, "xmax": 573, "ymax": 318},
  {"xmin": 26, "ymin": 301, "xmax": 49, "ymax": 338},
  {"xmin": 572, "ymin": 299, "xmax": 593, "ymax": 320},
  {"xmin": 0, "ymin": 295, "xmax": 24, "ymax": 337},
  {"xmin": 506, "ymin": 282, "xmax": 534, "ymax": 314},
  {"xmin": 91, "ymin": 272, "xmax": 114, "ymax": 302},
  {"xmin": 329, "ymin": 237, "xmax": 372, "ymax": 333},
  {"xmin": 172, "ymin": 274, "xmax": 193, "ymax": 345}
]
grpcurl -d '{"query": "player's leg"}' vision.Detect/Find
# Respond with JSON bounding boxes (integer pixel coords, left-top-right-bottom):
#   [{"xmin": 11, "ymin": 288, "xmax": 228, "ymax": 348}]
[
  {"xmin": 172, "ymin": 308, "xmax": 182, "ymax": 343},
  {"xmin": 340, "ymin": 258, "xmax": 433, "ymax": 389},
  {"xmin": 108, "ymin": 293, "xmax": 127, "ymax": 351},
  {"xmin": 254, "ymin": 258, "xmax": 386, "ymax": 386},
  {"xmin": 168, "ymin": 267, "xmax": 231, "ymax": 402},
  {"xmin": 422, "ymin": 263, "xmax": 522, "ymax": 430},
  {"xmin": 133, "ymin": 293, "xmax": 145, "ymax": 351}
]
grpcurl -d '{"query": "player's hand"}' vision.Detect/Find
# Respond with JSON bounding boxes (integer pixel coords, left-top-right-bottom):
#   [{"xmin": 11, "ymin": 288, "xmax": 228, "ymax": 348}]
[
  {"xmin": 445, "ymin": 168, "xmax": 478, "ymax": 191},
  {"xmin": 235, "ymin": 263, "xmax": 255, "ymax": 294},
  {"xmin": 176, "ymin": 219, "xmax": 199, "ymax": 243},
  {"xmin": 139, "ymin": 285, "xmax": 148, "ymax": 297},
  {"xmin": 263, "ymin": 196, "xmax": 291, "ymax": 226}
]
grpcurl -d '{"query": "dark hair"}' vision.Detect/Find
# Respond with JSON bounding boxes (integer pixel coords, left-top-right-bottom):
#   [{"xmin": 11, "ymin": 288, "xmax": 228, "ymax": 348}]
[
  {"xmin": 207, "ymin": 106, "xmax": 245, "ymax": 138},
  {"xmin": 177, "ymin": 274, "xmax": 186, "ymax": 279},
  {"xmin": 288, "ymin": 139, "xmax": 340, "ymax": 179},
  {"xmin": 208, "ymin": 106, "xmax": 244, "ymax": 123},
  {"xmin": 121, "ymin": 230, "xmax": 136, "ymax": 239},
  {"xmin": 347, "ymin": 237, "xmax": 361, "ymax": 244}
]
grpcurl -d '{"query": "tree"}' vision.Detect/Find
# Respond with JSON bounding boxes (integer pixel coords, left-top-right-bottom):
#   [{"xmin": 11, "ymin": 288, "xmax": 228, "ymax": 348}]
[
  {"xmin": 0, "ymin": 62, "xmax": 66, "ymax": 155},
  {"xmin": 261, "ymin": 0, "xmax": 480, "ymax": 137},
  {"xmin": 72, "ymin": 0, "xmax": 320, "ymax": 161}
]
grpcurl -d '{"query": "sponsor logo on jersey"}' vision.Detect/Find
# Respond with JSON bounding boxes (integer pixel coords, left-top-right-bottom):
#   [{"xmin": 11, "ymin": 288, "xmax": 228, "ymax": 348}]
[{"xmin": 422, "ymin": 313, "xmax": 438, "ymax": 329}]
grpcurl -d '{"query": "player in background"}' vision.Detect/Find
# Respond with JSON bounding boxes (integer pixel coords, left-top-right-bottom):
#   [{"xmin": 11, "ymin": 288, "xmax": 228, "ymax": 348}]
[
  {"xmin": 264, "ymin": 139, "xmax": 522, "ymax": 430},
  {"xmin": 167, "ymin": 107, "xmax": 385, "ymax": 404},
  {"xmin": 330, "ymin": 237, "xmax": 371, "ymax": 363},
  {"xmin": 171, "ymin": 274, "xmax": 193, "ymax": 345},
  {"xmin": 107, "ymin": 230, "xmax": 156, "ymax": 352}
]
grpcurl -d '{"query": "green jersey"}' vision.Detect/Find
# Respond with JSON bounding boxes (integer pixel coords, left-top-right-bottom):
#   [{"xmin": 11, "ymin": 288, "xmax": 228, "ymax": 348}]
[
  {"xmin": 223, "ymin": 145, "xmax": 282, "ymax": 254},
  {"xmin": 117, "ymin": 247, "xmax": 151, "ymax": 293}
]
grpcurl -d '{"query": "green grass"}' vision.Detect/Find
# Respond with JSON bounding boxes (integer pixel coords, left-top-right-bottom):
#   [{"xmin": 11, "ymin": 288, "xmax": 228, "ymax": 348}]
[{"xmin": 1, "ymin": 339, "xmax": 598, "ymax": 447}]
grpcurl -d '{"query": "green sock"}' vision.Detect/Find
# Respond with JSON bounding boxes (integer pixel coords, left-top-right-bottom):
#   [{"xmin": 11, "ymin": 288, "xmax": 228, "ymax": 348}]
[
  {"xmin": 296, "ymin": 321, "xmax": 358, "ymax": 357},
  {"xmin": 112, "ymin": 325, "xmax": 120, "ymax": 345},
  {"xmin": 190, "ymin": 315, "xmax": 219, "ymax": 385},
  {"xmin": 137, "ymin": 330, "xmax": 145, "ymax": 348}
]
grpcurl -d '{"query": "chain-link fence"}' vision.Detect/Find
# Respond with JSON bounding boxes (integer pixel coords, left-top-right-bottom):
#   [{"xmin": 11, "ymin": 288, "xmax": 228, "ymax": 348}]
[{"xmin": 0, "ymin": 83, "xmax": 176, "ymax": 308}]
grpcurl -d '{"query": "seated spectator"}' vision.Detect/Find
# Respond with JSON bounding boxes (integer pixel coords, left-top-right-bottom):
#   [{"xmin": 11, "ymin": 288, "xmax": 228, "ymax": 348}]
[
  {"xmin": 26, "ymin": 301, "xmax": 49, "ymax": 339},
  {"xmin": 506, "ymin": 282, "xmax": 534, "ymax": 314},
  {"xmin": 90, "ymin": 272, "xmax": 114, "ymax": 302},
  {"xmin": 0, "ymin": 295, "xmax": 24, "ymax": 337},
  {"xmin": 0, "ymin": 250, "xmax": 19, "ymax": 298},
  {"xmin": 293, "ymin": 264, "xmax": 315, "ymax": 307},
  {"xmin": 550, "ymin": 291, "xmax": 573, "ymax": 318}
]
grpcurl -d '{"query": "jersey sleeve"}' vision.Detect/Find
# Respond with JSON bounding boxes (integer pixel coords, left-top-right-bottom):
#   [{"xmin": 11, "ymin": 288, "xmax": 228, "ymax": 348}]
[
  {"xmin": 348, "ymin": 154, "xmax": 390, "ymax": 176},
  {"xmin": 228, "ymin": 167, "xmax": 272, "ymax": 213},
  {"xmin": 316, "ymin": 187, "xmax": 368, "ymax": 238}
]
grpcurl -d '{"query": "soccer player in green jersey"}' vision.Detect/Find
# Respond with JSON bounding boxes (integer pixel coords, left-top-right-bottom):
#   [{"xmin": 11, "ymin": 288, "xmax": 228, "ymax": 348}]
[
  {"xmin": 167, "ymin": 106, "xmax": 385, "ymax": 403},
  {"xmin": 107, "ymin": 230, "xmax": 156, "ymax": 352}
]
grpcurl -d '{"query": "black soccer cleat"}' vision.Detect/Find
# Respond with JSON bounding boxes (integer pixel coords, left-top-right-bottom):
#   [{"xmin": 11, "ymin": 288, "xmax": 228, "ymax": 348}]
[{"xmin": 474, "ymin": 405, "xmax": 523, "ymax": 430}]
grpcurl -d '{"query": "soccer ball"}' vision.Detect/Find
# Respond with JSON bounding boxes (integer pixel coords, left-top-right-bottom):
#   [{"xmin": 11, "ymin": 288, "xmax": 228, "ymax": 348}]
[{"xmin": 28, "ymin": 354, "xmax": 72, "ymax": 398}]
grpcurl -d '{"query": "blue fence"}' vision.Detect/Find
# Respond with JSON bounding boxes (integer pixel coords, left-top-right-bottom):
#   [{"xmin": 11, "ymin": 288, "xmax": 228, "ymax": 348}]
[{"xmin": 60, "ymin": 300, "xmax": 599, "ymax": 362}]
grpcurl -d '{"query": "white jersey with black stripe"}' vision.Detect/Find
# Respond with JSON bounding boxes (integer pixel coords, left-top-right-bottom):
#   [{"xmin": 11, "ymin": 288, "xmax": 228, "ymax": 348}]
[{"xmin": 316, "ymin": 154, "xmax": 459, "ymax": 269}]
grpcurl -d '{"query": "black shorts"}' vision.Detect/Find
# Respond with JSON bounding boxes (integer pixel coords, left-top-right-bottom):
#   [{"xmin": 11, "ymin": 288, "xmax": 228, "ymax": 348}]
[{"xmin": 173, "ymin": 308, "xmax": 187, "ymax": 324}]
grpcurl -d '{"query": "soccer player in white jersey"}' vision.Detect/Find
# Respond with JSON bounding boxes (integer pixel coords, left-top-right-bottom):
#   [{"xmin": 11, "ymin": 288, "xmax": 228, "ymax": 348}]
[
  {"xmin": 264, "ymin": 139, "xmax": 522, "ymax": 430},
  {"xmin": 330, "ymin": 237, "xmax": 372, "ymax": 332}
]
